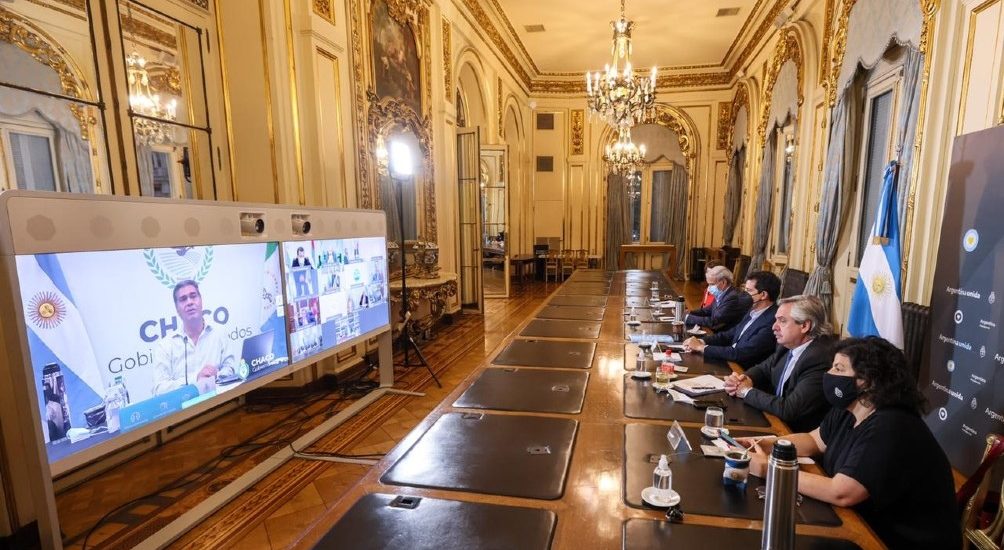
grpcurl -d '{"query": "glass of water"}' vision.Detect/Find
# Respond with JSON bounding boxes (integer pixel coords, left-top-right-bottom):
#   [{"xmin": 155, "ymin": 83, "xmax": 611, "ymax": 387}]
[{"xmin": 704, "ymin": 406, "xmax": 725, "ymax": 435}]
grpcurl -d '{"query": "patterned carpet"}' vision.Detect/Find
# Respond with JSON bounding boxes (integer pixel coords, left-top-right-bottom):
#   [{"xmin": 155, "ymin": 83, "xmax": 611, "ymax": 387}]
[{"xmin": 59, "ymin": 310, "xmax": 498, "ymax": 550}]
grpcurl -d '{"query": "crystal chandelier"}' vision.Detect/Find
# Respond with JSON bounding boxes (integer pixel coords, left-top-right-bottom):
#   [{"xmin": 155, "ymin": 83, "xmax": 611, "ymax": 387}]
[
  {"xmin": 127, "ymin": 51, "xmax": 177, "ymax": 146},
  {"xmin": 604, "ymin": 127, "xmax": 646, "ymax": 175},
  {"xmin": 585, "ymin": 0, "xmax": 657, "ymax": 130}
]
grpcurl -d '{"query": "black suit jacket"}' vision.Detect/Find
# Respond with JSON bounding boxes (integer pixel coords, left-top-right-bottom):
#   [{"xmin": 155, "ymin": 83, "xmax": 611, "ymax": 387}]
[
  {"xmin": 743, "ymin": 336, "xmax": 835, "ymax": 432},
  {"xmin": 686, "ymin": 286, "xmax": 751, "ymax": 332},
  {"xmin": 701, "ymin": 303, "xmax": 778, "ymax": 369}
]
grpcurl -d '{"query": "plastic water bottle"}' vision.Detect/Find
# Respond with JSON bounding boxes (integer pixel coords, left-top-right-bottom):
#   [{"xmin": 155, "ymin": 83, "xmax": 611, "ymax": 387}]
[
  {"xmin": 104, "ymin": 376, "xmax": 129, "ymax": 433},
  {"xmin": 652, "ymin": 454, "xmax": 673, "ymax": 499},
  {"xmin": 635, "ymin": 349, "xmax": 645, "ymax": 372},
  {"xmin": 761, "ymin": 439, "xmax": 798, "ymax": 550}
]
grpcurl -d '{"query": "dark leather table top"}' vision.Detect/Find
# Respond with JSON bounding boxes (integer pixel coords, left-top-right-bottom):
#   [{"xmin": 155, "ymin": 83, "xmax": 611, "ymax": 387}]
[
  {"xmin": 492, "ymin": 339, "xmax": 596, "ymax": 369},
  {"xmin": 454, "ymin": 367, "xmax": 589, "ymax": 414},
  {"xmin": 382, "ymin": 412, "xmax": 578, "ymax": 500},
  {"xmin": 521, "ymin": 319, "xmax": 601, "ymax": 339},
  {"xmin": 313, "ymin": 493, "xmax": 556, "ymax": 550},
  {"xmin": 622, "ymin": 424, "xmax": 840, "ymax": 525}
]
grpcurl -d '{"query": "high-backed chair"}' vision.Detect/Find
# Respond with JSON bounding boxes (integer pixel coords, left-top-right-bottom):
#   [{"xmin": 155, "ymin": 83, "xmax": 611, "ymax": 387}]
[
  {"xmin": 560, "ymin": 249, "xmax": 575, "ymax": 279},
  {"xmin": 779, "ymin": 267, "xmax": 809, "ymax": 298},
  {"xmin": 544, "ymin": 251, "xmax": 560, "ymax": 283},
  {"xmin": 733, "ymin": 255, "xmax": 751, "ymax": 283},
  {"xmin": 961, "ymin": 434, "xmax": 1004, "ymax": 549}
]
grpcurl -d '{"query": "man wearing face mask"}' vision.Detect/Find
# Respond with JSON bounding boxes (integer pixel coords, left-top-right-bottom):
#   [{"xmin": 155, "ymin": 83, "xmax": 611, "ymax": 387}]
[
  {"xmin": 684, "ymin": 265, "xmax": 750, "ymax": 332},
  {"xmin": 682, "ymin": 271, "xmax": 780, "ymax": 369},
  {"xmin": 723, "ymin": 294, "xmax": 834, "ymax": 432},
  {"xmin": 737, "ymin": 337, "xmax": 960, "ymax": 550}
]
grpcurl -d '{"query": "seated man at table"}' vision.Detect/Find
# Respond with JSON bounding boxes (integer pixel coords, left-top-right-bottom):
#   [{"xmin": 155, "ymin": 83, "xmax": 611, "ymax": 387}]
[
  {"xmin": 723, "ymin": 294, "xmax": 834, "ymax": 432},
  {"xmin": 684, "ymin": 265, "xmax": 750, "ymax": 332},
  {"xmin": 681, "ymin": 270, "xmax": 779, "ymax": 369}
]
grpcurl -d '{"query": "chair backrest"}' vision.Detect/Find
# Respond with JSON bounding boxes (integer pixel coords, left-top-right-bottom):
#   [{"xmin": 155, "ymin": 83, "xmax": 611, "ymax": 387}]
[
  {"xmin": 779, "ymin": 267, "xmax": 809, "ymax": 299},
  {"xmin": 733, "ymin": 255, "xmax": 752, "ymax": 283},
  {"xmin": 961, "ymin": 434, "xmax": 1004, "ymax": 549}
]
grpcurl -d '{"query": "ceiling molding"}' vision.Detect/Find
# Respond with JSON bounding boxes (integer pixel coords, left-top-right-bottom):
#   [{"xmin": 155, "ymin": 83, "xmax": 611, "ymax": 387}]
[{"xmin": 458, "ymin": 0, "xmax": 793, "ymax": 95}]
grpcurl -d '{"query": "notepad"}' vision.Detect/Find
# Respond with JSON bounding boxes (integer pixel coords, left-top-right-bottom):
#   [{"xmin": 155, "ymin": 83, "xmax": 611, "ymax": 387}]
[{"xmin": 671, "ymin": 374, "xmax": 726, "ymax": 397}]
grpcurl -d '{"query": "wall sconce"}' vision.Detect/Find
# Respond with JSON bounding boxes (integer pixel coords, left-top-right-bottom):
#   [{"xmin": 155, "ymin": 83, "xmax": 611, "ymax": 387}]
[{"xmin": 375, "ymin": 135, "xmax": 389, "ymax": 175}]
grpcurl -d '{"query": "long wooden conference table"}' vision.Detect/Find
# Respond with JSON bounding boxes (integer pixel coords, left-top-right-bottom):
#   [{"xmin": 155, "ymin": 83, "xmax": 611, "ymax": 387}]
[{"xmin": 294, "ymin": 270, "xmax": 883, "ymax": 549}]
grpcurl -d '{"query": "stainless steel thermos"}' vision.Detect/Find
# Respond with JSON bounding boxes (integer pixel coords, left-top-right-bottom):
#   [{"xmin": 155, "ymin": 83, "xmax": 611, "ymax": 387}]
[{"xmin": 761, "ymin": 439, "xmax": 798, "ymax": 550}]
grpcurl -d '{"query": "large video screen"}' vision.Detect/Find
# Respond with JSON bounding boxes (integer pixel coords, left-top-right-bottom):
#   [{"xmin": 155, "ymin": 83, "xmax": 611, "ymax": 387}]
[
  {"xmin": 283, "ymin": 237, "xmax": 389, "ymax": 363},
  {"xmin": 15, "ymin": 243, "xmax": 288, "ymax": 467}
]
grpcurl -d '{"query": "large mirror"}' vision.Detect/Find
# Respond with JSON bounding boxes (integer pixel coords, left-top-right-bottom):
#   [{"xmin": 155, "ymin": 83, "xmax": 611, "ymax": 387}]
[
  {"xmin": 480, "ymin": 146, "xmax": 508, "ymax": 297},
  {"xmin": 0, "ymin": 0, "xmax": 108, "ymax": 194}
]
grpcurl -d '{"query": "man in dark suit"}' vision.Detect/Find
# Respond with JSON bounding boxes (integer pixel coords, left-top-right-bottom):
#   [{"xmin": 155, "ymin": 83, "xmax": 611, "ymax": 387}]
[
  {"xmin": 685, "ymin": 265, "xmax": 751, "ymax": 332},
  {"xmin": 682, "ymin": 271, "xmax": 780, "ymax": 369},
  {"xmin": 724, "ymin": 294, "xmax": 835, "ymax": 432}
]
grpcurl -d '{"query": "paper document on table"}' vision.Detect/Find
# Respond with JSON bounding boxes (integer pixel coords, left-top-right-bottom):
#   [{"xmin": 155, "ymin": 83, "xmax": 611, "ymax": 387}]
[
  {"xmin": 628, "ymin": 333, "xmax": 675, "ymax": 344},
  {"xmin": 700, "ymin": 444, "xmax": 728, "ymax": 458},
  {"xmin": 671, "ymin": 374, "xmax": 726, "ymax": 397},
  {"xmin": 666, "ymin": 388, "xmax": 694, "ymax": 404}
]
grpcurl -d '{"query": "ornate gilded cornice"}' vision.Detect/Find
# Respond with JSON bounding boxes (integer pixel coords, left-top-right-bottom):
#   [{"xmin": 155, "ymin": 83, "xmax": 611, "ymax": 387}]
[
  {"xmin": 651, "ymin": 103, "xmax": 699, "ymax": 162},
  {"xmin": 313, "ymin": 0, "xmax": 335, "ymax": 24},
  {"xmin": 758, "ymin": 27, "xmax": 803, "ymax": 142},
  {"xmin": 570, "ymin": 109, "xmax": 584, "ymax": 155},
  {"xmin": 530, "ymin": 70, "xmax": 732, "ymax": 95},
  {"xmin": 716, "ymin": 102, "xmax": 731, "ymax": 150},
  {"xmin": 122, "ymin": 12, "xmax": 178, "ymax": 50},
  {"xmin": 385, "ymin": 0, "xmax": 419, "ymax": 25},
  {"xmin": 442, "ymin": 18, "xmax": 451, "ymax": 97},
  {"xmin": 726, "ymin": 81, "xmax": 750, "ymax": 159},
  {"xmin": 458, "ymin": 0, "xmax": 532, "ymax": 88},
  {"xmin": 826, "ymin": 0, "xmax": 940, "ymax": 107}
]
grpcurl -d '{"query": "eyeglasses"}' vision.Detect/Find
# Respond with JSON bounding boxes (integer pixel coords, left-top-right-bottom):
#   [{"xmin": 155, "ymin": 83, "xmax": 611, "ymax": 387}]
[{"xmin": 743, "ymin": 287, "xmax": 762, "ymax": 296}]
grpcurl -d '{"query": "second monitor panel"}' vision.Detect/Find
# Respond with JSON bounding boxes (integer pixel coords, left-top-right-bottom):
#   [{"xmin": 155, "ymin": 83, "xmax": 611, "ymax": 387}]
[{"xmin": 283, "ymin": 237, "xmax": 389, "ymax": 364}]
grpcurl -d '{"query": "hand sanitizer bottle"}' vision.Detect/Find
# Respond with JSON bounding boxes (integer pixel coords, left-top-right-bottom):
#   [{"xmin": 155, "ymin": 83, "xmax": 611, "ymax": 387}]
[{"xmin": 653, "ymin": 454, "xmax": 673, "ymax": 500}]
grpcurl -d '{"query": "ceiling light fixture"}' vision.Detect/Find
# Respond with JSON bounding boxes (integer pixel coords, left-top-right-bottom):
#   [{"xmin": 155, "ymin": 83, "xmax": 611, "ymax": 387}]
[
  {"xmin": 604, "ymin": 127, "xmax": 647, "ymax": 175},
  {"xmin": 585, "ymin": 0, "xmax": 656, "ymax": 131}
]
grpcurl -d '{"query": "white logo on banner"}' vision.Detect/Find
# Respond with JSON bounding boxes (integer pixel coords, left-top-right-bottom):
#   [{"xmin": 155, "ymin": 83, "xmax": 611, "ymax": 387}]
[
  {"xmin": 972, "ymin": 397, "xmax": 979, "ymax": 410},
  {"xmin": 947, "ymin": 360, "xmax": 956, "ymax": 373},
  {"xmin": 963, "ymin": 229, "xmax": 979, "ymax": 252},
  {"xmin": 955, "ymin": 310, "xmax": 964, "ymax": 324},
  {"xmin": 939, "ymin": 407, "xmax": 948, "ymax": 421},
  {"xmin": 144, "ymin": 247, "xmax": 215, "ymax": 288},
  {"xmin": 981, "ymin": 346, "xmax": 987, "ymax": 358},
  {"xmin": 991, "ymin": 291, "xmax": 997, "ymax": 305}
]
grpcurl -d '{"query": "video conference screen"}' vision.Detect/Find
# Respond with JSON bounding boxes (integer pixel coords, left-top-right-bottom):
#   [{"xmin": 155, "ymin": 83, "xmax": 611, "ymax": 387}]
[
  {"xmin": 15, "ymin": 243, "xmax": 289, "ymax": 467},
  {"xmin": 283, "ymin": 237, "xmax": 389, "ymax": 363}
]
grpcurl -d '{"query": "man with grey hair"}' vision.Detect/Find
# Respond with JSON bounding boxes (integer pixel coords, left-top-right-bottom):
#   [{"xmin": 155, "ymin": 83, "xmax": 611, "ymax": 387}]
[
  {"xmin": 684, "ymin": 265, "xmax": 750, "ymax": 332},
  {"xmin": 724, "ymin": 294, "xmax": 835, "ymax": 432}
]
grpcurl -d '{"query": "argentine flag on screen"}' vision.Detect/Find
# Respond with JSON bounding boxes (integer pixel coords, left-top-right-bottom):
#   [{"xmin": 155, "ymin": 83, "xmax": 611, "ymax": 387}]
[
  {"xmin": 847, "ymin": 161, "xmax": 904, "ymax": 349},
  {"xmin": 16, "ymin": 254, "xmax": 105, "ymax": 430}
]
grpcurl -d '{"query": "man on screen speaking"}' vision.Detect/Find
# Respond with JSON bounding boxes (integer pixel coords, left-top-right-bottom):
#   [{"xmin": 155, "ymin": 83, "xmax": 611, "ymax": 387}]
[{"xmin": 152, "ymin": 280, "xmax": 235, "ymax": 396}]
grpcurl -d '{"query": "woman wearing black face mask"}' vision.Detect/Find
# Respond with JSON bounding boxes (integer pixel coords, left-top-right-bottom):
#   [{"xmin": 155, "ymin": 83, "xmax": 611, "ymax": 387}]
[{"xmin": 737, "ymin": 336, "xmax": 960, "ymax": 550}]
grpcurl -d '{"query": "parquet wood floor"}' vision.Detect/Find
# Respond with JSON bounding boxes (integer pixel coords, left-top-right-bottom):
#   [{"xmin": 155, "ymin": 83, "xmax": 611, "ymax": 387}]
[{"xmin": 57, "ymin": 277, "xmax": 587, "ymax": 549}]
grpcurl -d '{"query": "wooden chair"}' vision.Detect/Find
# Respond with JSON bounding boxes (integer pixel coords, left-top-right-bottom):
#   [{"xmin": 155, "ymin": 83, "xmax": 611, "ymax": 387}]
[
  {"xmin": 573, "ymin": 249, "xmax": 589, "ymax": 270},
  {"xmin": 961, "ymin": 434, "xmax": 1004, "ymax": 549},
  {"xmin": 560, "ymin": 249, "xmax": 575, "ymax": 280},
  {"xmin": 544, "ymin": 251, "xmax": 560, "ymax": 283}
]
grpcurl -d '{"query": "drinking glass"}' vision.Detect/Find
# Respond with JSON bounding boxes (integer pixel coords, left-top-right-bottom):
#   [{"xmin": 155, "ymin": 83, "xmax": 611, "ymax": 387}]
[{"xmin": 704, "ymin": 406, "xmax": 725, "ymax": 435}]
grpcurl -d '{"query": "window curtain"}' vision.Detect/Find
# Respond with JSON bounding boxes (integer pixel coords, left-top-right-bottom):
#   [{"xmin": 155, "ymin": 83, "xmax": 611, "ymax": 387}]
[
  {"xmin": 136, "ymin": 143, "xmax": 155, "ymax": 196},
  {"xmin": 894, "ymin": 48, "xmax": 924, "ymax": 223},
  {"xmin": 804, "ymin": 0, "xmax": 925, "ymax": 310},
  {"xmin": 605, "ymin": 173, "xmax": 630, "ymax": 270},
  {"xmin": 663, "ymin": 162, "xmax": 689, "ymax": 277},
  {"xmin": 750, "ymin": 132, "xmax": 777, "ymax": 270},
  {"xmin": 379, "ymin": 173, "xmax": 403, "ymax": 244},
  {"xmin": 722, "ymin": 146, "xmax": 745, "ymax": 246}
]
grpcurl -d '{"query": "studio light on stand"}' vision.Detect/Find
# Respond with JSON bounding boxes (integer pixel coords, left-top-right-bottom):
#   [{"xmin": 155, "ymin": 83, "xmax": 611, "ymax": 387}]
[{"xmin": 389, "ymin": 139, "xmax": 440, "ymax": 387}]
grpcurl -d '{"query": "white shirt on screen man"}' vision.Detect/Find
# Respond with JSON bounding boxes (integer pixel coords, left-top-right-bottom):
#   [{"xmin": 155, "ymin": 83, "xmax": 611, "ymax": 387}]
[{"xmin": 152, "ymin": 324, "xmax": 235, "ymax": 396}]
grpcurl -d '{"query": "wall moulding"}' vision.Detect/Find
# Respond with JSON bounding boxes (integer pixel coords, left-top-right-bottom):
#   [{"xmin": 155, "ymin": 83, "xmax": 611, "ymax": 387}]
[
  {"xmin": 570, "ymin": 109, "xmax": 584, "ymax": 155},
  {"xmin": 717, "ymin": 102, "xmax": 732, "ymax": 150},
  {"xmin": 313, "ymin": 0, "xmax": 335, "ymax": 24}
]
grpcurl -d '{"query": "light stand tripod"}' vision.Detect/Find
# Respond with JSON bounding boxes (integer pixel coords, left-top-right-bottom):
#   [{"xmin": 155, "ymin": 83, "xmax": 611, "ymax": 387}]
[{"xmin": 394, "ymin": 173, "xmax": 441, "ymax": 387}]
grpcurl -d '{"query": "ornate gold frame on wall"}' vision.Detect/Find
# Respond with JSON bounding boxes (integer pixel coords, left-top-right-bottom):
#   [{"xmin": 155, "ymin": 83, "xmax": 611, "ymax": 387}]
[
  {"xmin": 726, "ymin": 81, "xmax": 750, "ymax": 161},
  {"xmin": 349, "ymin": 0, "xmax": 437, "ymax": 241},
  {"xmin": 758, "ymin": 27, "xmax": 804, "ymax": 143}
]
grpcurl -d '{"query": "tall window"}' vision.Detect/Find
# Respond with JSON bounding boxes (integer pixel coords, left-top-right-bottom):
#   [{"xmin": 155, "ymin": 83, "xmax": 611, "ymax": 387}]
[
  {"xmin": 1, "ymin": 115, "xmax": 60, "ymax": 192},
  {"xmin": 851, "ymin": 49, "xmax": 903, "ymax": 267}
]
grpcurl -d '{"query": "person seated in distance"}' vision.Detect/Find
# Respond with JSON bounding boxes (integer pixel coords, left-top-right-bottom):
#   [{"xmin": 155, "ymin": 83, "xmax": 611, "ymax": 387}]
[{"xmin": 684, "ymin": 265, "xmax": 751, "ymax": 332}]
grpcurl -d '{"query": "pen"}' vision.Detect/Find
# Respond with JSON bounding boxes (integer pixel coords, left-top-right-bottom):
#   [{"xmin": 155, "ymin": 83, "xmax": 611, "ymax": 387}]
[{"xmin": 692, "ymin": 386, "xmax": 716, "ymax": 390}]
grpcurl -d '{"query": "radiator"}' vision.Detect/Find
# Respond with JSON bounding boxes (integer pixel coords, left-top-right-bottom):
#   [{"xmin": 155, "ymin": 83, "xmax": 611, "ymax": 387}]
[{"xmin": 901, "ymin": 302, "xmax": 930, "ymax": 381}]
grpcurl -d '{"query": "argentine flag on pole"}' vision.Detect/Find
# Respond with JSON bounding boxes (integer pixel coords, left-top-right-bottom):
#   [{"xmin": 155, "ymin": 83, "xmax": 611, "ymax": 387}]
[{"xmin": 847, "ymin": 161, "xmax": 904, "ymax": 348}]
